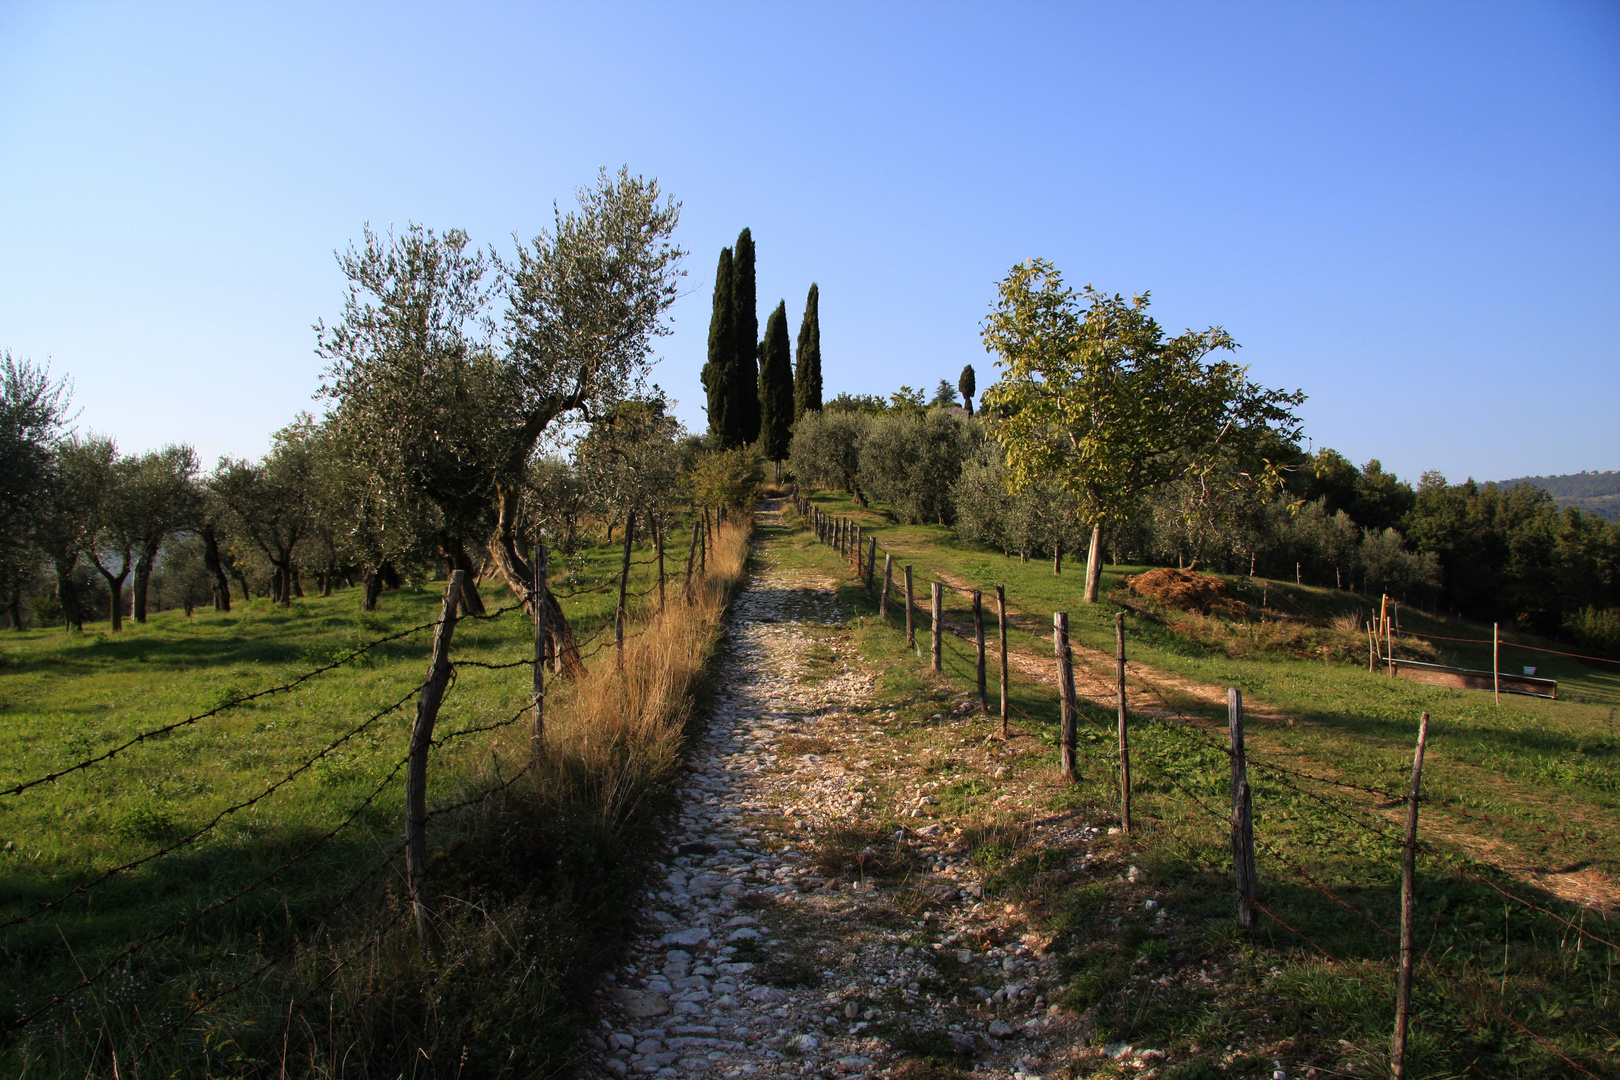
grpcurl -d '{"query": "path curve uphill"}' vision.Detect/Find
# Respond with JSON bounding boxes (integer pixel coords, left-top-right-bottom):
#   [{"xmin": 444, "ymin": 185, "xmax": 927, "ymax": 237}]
[{"xmin": 584, "ymin": 502, "xmax": 1081, "ymax": 1080}]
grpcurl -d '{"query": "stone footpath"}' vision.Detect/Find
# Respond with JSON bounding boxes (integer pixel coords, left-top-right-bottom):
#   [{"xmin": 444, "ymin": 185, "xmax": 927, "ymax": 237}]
[{"xmin": 581, "ymin": 508, "xmax": 1080, "ymax": 1080}]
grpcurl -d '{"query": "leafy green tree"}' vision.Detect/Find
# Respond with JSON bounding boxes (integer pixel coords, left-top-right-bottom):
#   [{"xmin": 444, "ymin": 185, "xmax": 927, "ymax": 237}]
[
  {"xmin": 212, "ymin": 425, "xmax": 316, "ymax": 606},
  {"xmin": 127, "ymin": 444, "xmax": 201, "ymax": 622},
  {"xmin": 930, "ymin": 380, "xmax": 958, "ymax": 408},
  {"xmin": 687, "ymin": 446, "xmax": 764, "ymax": 516},
  {"xmin": 732, "ymin": 228, "xmax": 760, "ymax": 445},
  {"xmin": 0, "ymin": 354, "xmax": 74, "ymax": 629},
  {"xmin": 794, "ymin": 283, "xmax": 822, "ymax": 419},
  {"xmin": 857, "ymin": 409, "xmax": 974, "ymax": 525},
  {"xmin": 958, "ymin": 364, "xmax": 976, "ymax": 416},
  {"xmin": 757, "ymin": 301, "xmax": 794, "ymax": 481},
  {"xmin": 701, "ymin": 246, "xmax": 739, "ymax": 446},
  {"xmin": 318, "ymin": 168, "xmax": 685, "ymax": 639},
  {"xmin": 81, "ymin": 442, "xmax": 140, "ymax": 629},
  {"xmin": 980, "ymin": 259, "xmax": 1304, "ymax": 602},
  {"xmin": 789, "ymin": 409, "xmax": 872, "ymax": 505}
]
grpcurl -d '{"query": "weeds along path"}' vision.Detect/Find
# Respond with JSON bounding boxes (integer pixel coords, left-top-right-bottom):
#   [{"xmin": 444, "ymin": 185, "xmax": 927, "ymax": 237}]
[
  {"xmin": 917, "ymin": 568, "xmax": 1620, "ymax": 911},
  {"xmin": 586, "ymin": 502, "xmax": 1087, "ymax": 1080}
]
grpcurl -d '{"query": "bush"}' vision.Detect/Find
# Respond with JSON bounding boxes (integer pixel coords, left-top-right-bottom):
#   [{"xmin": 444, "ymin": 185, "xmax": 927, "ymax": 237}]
[{"xmin": 1564, "ymin": 606, "xmax": 1620, "ymax": 659}]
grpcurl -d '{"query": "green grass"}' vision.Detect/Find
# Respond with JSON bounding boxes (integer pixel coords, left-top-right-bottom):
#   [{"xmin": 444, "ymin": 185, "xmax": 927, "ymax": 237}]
[
  {"xmin": 0, "ymin": 524, "xmax": 703, "ymax": 1076},
  {"xmin": 782, "ymin": 492, "xmax": 1620, "ymax": 1079}
]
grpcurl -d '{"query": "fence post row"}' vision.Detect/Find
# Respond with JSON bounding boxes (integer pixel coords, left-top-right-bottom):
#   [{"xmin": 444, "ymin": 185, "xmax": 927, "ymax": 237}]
[
  {"xmin": 905, "ymin": 566, "xmax": 916, "ymax": 649},
  {"xmin": 1229, "ymin": 688, "xmax": 1259, "ymax": 931},
  {"xmin": 1392, "ymin": 712, "xmax": 1431, "ymax": 1080},
  {"xmin": 973, "ymin": 590, "xmax": 987, "ymax": 713},
  {"xmin": 1116, "ymin": 611, "xmax": 1132, "ymax": 834},
  {"xmin": 406, "ymin": 570, "xmax": 465, "ymax": 945},
  {"xmin": 996, "ymin": 585, "xmax": 1009, "ymax": 740},
  {"xmin": 931, "ymin": 581, "xmax": 943, "ymax": 672},
  {"xmin": 531, "ymin": 543, "xmax": 548, "ymax": 758},
  {"xmin": 1054, "ymin": 612, "xmax": 1079, "ymax": 780}
]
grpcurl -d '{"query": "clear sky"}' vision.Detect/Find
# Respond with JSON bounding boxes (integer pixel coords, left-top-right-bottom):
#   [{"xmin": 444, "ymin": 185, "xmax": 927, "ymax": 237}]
[{"xmin": 2, "ymin": 1, "xmax": 1616, "ymax": 485}]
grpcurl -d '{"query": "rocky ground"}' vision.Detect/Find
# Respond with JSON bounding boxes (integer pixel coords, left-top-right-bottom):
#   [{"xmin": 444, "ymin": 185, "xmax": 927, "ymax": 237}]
[{"xmin": 580, "ymin": 506, "xmax": 1112, "ymax": 1080}]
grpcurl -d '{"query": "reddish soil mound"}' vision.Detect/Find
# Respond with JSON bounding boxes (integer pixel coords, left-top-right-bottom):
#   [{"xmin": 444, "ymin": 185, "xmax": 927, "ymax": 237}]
[{"xmin": 1125, "ymin": 568, "xmax": 1246, "ymax": 618}]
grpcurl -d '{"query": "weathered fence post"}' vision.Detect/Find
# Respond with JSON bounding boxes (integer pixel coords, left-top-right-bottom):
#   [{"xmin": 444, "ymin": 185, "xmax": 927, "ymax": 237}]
[
  {"xmin": 1117, "ymin": 611, "xmax": 1132, "ymax": 834},
  {"xmin": 973, "ymin": 590, "xmax": 987, "ymax": 712},
  {"xmin": 931, "ymin": 582, "xmax": 943, "ymax": 672},
  {"xmin": 699, "ymin": 514, "xmax": 707, "ymax": 576},
  {"xmin": 1368, "ymin": 624, "xmax": 1377, "ymax": 674},
  {"xmin": 854, "ymin": 526, "xmax": 863, "ymax": 575},
  {"xmin": 531, "ymin": 543, "xmax": 548, "ymax": 758},
  {"xmin": 880, "ymin": 554, "xmax": 893, "ymax": 619},
  {"xmin": 1392, "ymin": 711, "xmax": 1431, "ymax": 1080},
  {"xmin": 656, "ymin": 517, "xmax": 666, "ymax": 612},
  {"xmin": 905, "ymin": 565, "xmax": 916, "ymax": 649},
  {"xmin": 1053, "ymin": 540, "xmax": 1061, "ymax": 576},
  {"xmin": 997, "ymin": 585, "xmax": 1009, "ymax": 740},
  {"xmin": 1493, "ymin": 622, "xmax": 1500, "ymax": 706},
  {"xmin": 685, "ymin": 518, "xmax": 700, "ymax": 599},
  {"xmin": 866, "ymin": 536, "xmax": 877, "ymax": 599},
  {"xmin": 406, "ymin": 570, "xmax": 464, "ymax": 944},
  {"xmin": 1055, "ymin": 612, "xmax": 1078, "ymax": 781},
  {"xmin": 1229, "ymin": 688, "xmax": 1259, "ymax": 931},
  {"xmin": 616, "ymin": 509, "xmax": 636, "ymax": 667}
]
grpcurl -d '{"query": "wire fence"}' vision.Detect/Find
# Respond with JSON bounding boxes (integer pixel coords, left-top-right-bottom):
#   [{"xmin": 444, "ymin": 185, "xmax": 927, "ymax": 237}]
[
  {"xmin": 790, "ymin": 491, "xmax": 1616, "ymax": 1077},
  {"xmin": 1, "ymin": 514, "xmax": 715, "ymax": 1054}
]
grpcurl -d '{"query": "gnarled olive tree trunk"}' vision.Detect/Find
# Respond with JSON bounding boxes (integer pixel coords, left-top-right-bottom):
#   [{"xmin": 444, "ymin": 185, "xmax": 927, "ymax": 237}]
[{"xmin": 487, "ymin": 483, "xmax": 582, "ymax": 677}]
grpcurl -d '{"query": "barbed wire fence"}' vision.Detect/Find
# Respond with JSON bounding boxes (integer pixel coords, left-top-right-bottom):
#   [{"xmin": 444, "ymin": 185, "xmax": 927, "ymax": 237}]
[
  {"xmin": 0, "ymin": 512, "xmax": 718, "ymax": 1067},
  {"xmin": 789, "ymin": 490, "xmax": 1615, "ymax": 1078}
]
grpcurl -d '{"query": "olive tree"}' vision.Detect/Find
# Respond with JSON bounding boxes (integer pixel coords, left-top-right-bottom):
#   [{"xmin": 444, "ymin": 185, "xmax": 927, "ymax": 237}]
[
  {"xmin": 318, "ymin": 169, "xmax": 684, "ymax": 663},
  {"xmin": 788, "ymin": 408, "xmax": 871, "ymax": 504},
  {"xmin": 857, "ymin": 409, "xmax": 973, "ymax": 525},
  {"xmin": 981, "ymin": 259, "xmax": 1304, "ymax": 602}
]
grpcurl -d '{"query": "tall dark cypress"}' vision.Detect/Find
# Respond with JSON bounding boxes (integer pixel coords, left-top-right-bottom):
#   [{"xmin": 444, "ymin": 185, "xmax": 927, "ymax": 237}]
[
  {"xmin": 758, "ymin": 301, "xmax": 794, "ymax": 477},
  {"xmin": 958, "ymin": 363, "xmax": 977, "ymax": 416},
  {"xmin": 731, "ymin": 228, "xmax": 761, "ymax": 444},
  {"xmin": 701, "ymin": 247, "xmax": 738, "ymax": 445},
  {"xmin": 794, "ymin": 282, "xmax": 822, "ymax": 419}
]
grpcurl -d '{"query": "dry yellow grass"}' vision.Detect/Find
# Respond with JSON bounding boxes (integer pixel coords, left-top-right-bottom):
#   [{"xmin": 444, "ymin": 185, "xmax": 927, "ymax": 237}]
[{"xmin": 492, "ymin": 517, "xmax": 754, "ymax": 829}]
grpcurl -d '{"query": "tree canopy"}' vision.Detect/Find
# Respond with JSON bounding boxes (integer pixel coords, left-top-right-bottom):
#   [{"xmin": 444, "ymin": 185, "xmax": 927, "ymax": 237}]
[{"xmin": 980, "ymin": 259, "xmax": 1304, "ymax": 600}]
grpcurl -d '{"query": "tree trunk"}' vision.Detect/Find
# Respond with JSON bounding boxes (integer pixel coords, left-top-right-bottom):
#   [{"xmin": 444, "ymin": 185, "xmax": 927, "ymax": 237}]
[
  {"xmin": 1083, "ymin": 523, "xmax": 1103, "ymax": 604},
  {"xmin": 201, "ymin": 527, "xmax": 231, "ymax": 612},
  {"xmin": 486, "ymin": 482, "xmax": 583, "ymax": 677},
  {"xmin": 442, "ymin": 535, "xmax": 486, "ymax": 616},
  {"xmin": 7, "ymin": 578, "xmax": 21, "ymax": 630},
  {"xmin": 133, "ymin": 544, "xmax": 159, "ymax": 623},
  {"xmin": 95, "ymin": 562, "xmax": 129, "ymax": 630},
  {"xmin": 54, "ymin": 557, "xmax": 82, "ymax": 631},
  {"xmin": 233, "ymin": 566, "xmax": 251, "ymax": 603},
  {"xmin": 363, "ymin": 569, "xmax": 383, "ymax": 611}
]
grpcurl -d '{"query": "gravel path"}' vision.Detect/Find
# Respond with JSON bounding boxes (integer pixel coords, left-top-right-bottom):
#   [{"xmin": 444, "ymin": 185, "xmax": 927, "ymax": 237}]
[{"xmin": 584, "ymin": 504, "xmax": 1084, "ymax": 1080}]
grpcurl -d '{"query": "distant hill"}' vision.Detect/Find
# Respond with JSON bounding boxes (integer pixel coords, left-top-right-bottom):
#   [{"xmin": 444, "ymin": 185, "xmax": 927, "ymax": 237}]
[{"xmin": 1498, "ymin": 470, "xmax": 1620, "ymax": 521}]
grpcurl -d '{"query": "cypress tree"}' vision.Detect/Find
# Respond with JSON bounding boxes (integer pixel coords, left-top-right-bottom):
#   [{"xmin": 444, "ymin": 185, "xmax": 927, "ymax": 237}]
[
  {"xmin": 732, "ymin": 228, "xmax": 761, "ymax": 445},
  {"xmin": 958, "ymin": 363, "xmax": 976, "ymax": 416},
  {"xmin": 794, "ymin": 282, "xmax": 822, "ymax": 419},
  {"xmin": 701, "ymin": 246, "xmax": 738, "ymax": 445},
  {"xmin": 758, "ymin": 301, "xmax": 794, "ymax": 480}
]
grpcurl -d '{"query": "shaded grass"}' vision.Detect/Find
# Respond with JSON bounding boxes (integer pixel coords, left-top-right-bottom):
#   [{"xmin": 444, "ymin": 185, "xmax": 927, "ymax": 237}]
[{"xmin": 0, "ymin": 517, "xmax": 740, "ymax": 1077}]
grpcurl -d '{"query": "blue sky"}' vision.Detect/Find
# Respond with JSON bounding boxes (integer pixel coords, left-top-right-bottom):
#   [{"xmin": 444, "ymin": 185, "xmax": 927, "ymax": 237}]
[{"xmin": 1, "ymin": 1, "xmax": 1616, "ymax": 484}]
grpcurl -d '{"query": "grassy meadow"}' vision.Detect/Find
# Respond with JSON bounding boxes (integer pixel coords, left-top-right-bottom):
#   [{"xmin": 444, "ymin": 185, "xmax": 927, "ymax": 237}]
[
  {"xmin": 0, "ymin": 518, "xmax": 744, "ymax": 1077},
  {"xmin": 787, "ymin": 491, "xmax": 1619, "ymax": 1079}
]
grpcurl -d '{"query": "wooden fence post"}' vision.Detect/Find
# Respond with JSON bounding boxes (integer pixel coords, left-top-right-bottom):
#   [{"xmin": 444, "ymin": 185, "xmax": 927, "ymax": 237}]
[
  {"xmin": 1493, "ymin": 623, "xmax": 1500, "ymax": 706},
  {"xmin": 866, "ymin": 536, "xmax": 877, "ymax": 599},
  {"xmin": 854, "ymin": 526, "xmax": 863, "ymax": 575},
  {"xmin": 531, "ymin": 543, "xmax": 548, "ymax": 758},
  {"xmin": 1392, "ymin": 711, "xmax": 1431, "ymax": 1080},
  {"xmin": 684, "ymin": 518, "xmax": 700, "ymax": 599},
  {"xmin": 1117, "ymin": 611, "xmax": 1132, "ymax": 834},
  {"xmin": 1368, "ymin": 624, "xmax": 1377, "ymax": 674},
  {"xmin": 973, "ymin": 590, "xmax": 987, "ymax": 712},
  {"xmin": 1055, "ymin": 612, "xmax": 1078, "ymax": 781},
  {"xmin": 997, "ymin": 585, "xmax": 1009, "ymax": 740},
  {"xmin": 616, "ymin": 509, "xmax": 635, "ymax": 667},
  {"xmin": 931, "ymin": 581, "xmax": 943, "ymax": 672},
  {"xmin": 1053, "ymin": 540, "xmax": 1061, "ymax": 576},
  {"xmin": 656, "ymin": 517, "xmax": 666, "ymax": 612},
  {"xmin": 406, "ymin": 570, "xmax": 465, "ymax": 944},
  {"xmin": 880, "ymin": 554, "xmax": 893, "ymax": 619},
  {"xmin": 905, "ymin": 565, "xmax": 915, "ymax": 649},
  {"xmin": 1229, "ymin": 688, "xmax": 1258, "ymax": 931}
]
